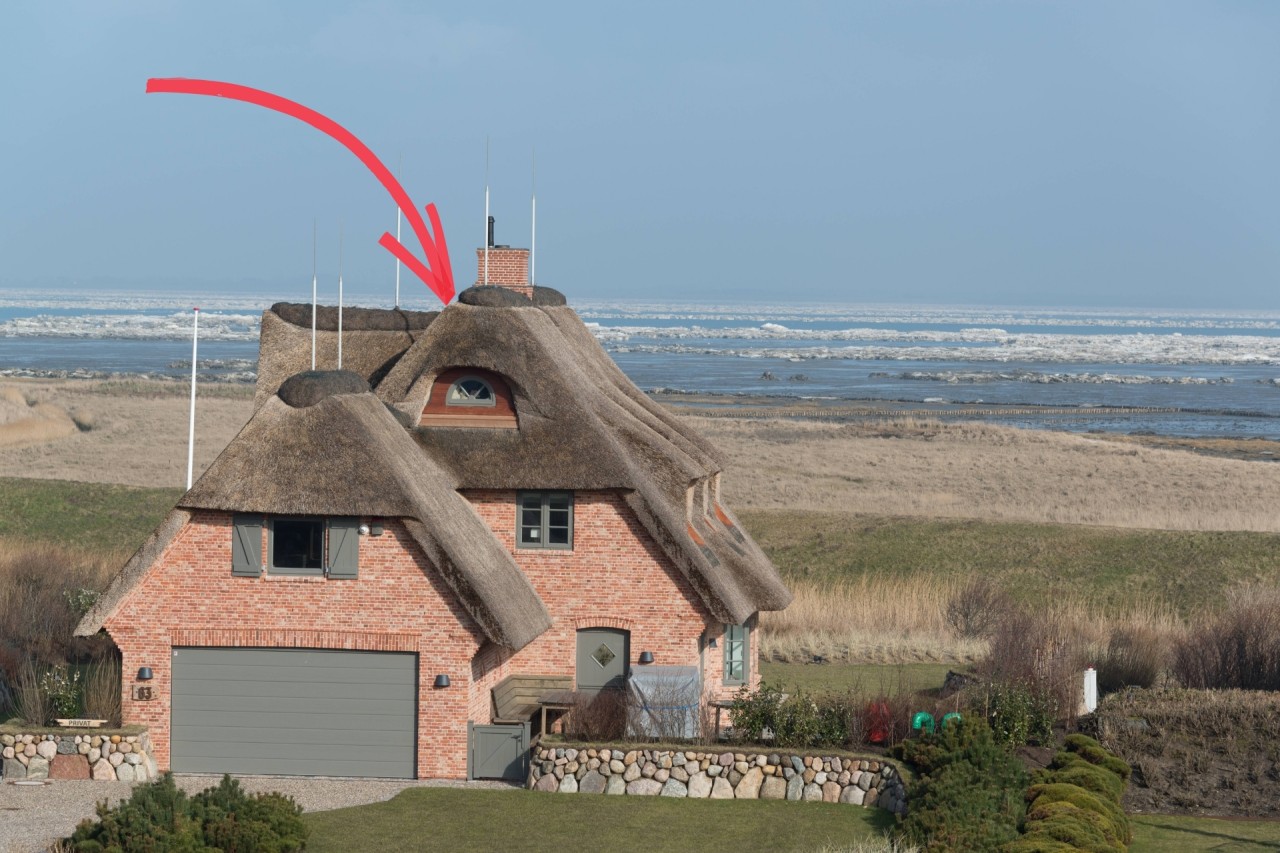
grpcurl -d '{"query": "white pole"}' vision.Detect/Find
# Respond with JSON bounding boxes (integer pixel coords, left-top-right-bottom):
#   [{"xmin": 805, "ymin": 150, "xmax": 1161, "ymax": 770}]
[
  {"xmin": 1082, "ymin": 667, "xmax": 1098, "ymax": 714},
  {"xmin": 310, "ymin": 220, "xmax": 317, "ymax": 371},
  {"xmin": 186, "ymin": 307, "xmax": 199, "ymax": 490},
  {"xmin": 337, "ymin": 221, "xmax": 344, "ymax": 370},
  {"xmin": 531, "ymin": 147, "xmax": 536, "ymax": 286},
  {"xmin": 484, "ymin": 136, "xmax": 490, "ymax": 286},
  {"xmin": 395, "ymin": 153, "xmax": 402, "ymax": 308}
]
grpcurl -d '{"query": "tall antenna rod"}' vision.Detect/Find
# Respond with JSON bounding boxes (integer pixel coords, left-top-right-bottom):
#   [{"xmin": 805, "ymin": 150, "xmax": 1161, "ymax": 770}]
[
  {"xmin": 484, "ymin": 136, "xmax": 490, "ymax": 286},
  {"xmin": 394, "ymin": 153, "xmax": 402, "ymax": 308},
  {"xmin": 310, "ymin": 220, "xmax": 317, "ymax": 370},
  {"xmin": 186, "ymin": 307, "xmax": 199, "ymax": 490},
  {"xmin": 337, "ymin": 221, "xmax": 344, "ymax": 370},
  {"xmin": 530, "ymin": 147, "xmax": 536, "ymax": 287}
]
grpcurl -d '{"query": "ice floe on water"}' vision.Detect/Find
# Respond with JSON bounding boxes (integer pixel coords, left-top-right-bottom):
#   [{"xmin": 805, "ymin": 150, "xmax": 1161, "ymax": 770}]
[
  {"xmin": 874, "ymin": 370, "xmax": 1238, "ymax": 385},
  {"xmin": 0, "ymin": 312, "xmax": 261, "ymax": 341}
]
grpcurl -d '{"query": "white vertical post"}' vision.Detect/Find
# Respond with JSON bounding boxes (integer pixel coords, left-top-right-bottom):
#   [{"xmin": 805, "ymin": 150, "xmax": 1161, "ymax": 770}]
[
  {"xmin": 337, "ymin": 221, "xmax": 344, "ymax": 370},
  {"xmin": 1083, "ymin": 666, "xmax": 1098, "ymax": 714},
  {"xmin": 484, "ymin": 136, "xmax": 490, "ymax": 285},
  {"xmin": 186, "ymin": 307, "xmax": 199, "ymax": 490},
  {"xmin": 530, "ymin": 147, "xmax": 536, "ymax": 286},
  {"xmin": 310, "ymin": 220, "xmax": 317, "ymax": 371}
]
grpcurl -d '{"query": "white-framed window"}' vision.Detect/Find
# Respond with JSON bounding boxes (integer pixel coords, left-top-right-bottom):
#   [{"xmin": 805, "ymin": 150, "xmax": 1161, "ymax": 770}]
[
  {"xmin": 446, "ymin": 376, "xmax": 496, "ymax": 407},
  {"xmin": 517, "ymin": 491, "xmax": 573, "ymax": 550},
  {"xmin": 723, "ymin": 622, "xmax": 749, "ymax": 685}
]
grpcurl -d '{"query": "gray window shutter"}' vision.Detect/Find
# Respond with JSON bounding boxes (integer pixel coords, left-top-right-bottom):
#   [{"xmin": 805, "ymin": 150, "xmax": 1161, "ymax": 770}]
[
  {"xmin": 328, "ymin": 517, "xmax": 360, "ymax": 579},
  {"xmin": 231, "ymin": 515, "xmax": 263, "ymax": 577}
]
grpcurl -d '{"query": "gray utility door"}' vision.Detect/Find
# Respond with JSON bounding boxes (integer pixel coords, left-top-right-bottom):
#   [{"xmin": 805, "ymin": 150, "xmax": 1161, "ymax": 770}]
[
  {"xmin": 171, "ymin": 648, "xmax": 417, "ymax": 778},
  {"xmin": 576, "ymin": 628, "xmax": 629, "ymax": 691},
  {"xmin": 469, "ymin": 723, "xmax": 530, "ymax": 781}
]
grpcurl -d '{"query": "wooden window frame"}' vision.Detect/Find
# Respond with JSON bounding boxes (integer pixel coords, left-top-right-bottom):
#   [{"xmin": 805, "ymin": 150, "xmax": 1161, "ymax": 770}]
[
  {"xmin": 516, "ymin": 491, "xmax": 573, "ymax": 551},
  {"xmin": 245, "ymin": 515, "xmax": 360, "ymax": 578},
  {"xmin": 723, "ymin": 622, "xmax": 749, "ymax": 686}
]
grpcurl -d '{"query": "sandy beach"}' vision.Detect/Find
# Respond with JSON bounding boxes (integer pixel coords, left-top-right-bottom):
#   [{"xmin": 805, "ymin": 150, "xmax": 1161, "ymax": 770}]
[{"xmin": 2, "ymin": 378, "xmax": 1279, "ymax": 533}]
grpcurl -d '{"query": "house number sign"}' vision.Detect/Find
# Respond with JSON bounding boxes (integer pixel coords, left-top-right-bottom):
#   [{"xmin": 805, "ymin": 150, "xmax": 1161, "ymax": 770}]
[{"xmin": 132, "ymin": 686, "xmax": 154, "ymax": 701}]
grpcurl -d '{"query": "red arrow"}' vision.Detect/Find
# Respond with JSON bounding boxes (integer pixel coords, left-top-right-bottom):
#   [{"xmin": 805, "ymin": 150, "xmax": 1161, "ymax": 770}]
[{"xmin": 146, "ymin": 77, "xmax": 455, "ymax": 304}]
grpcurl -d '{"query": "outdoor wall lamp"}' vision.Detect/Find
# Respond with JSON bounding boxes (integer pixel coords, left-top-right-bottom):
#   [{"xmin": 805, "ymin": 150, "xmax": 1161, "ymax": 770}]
[
  {"xmin": 433, "ymin": 674, "xmax": 451, "ymax": 688},
  {"xmin": 638, "ymin": 651, "xmax": 654, "ymax": 665},
  {"xmin": 136, "ymin": 667, "xmax": 154, "ymax": 681},
  {"xmin": 707, "ymin": 638, "xmax": 718, "ymax": 649}
]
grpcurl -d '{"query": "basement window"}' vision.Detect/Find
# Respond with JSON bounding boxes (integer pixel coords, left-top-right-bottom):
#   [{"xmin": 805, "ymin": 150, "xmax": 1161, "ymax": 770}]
[{"xmin": 517, "ymin": 491, "xmax": 573, "ymax": 550}]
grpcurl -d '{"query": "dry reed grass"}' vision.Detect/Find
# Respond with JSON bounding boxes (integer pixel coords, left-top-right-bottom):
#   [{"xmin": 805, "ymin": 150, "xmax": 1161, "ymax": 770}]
[
  {"xmin": 761, "ymin": 576, "xmax": 1184, "ymax": 667},
  {"xmin": 0, "ymin": 386, "xmax": 78, "ymax": 448},
  {"xmin": 698, "ymin": 416, "xmax": 1280, "ymax": 532}
]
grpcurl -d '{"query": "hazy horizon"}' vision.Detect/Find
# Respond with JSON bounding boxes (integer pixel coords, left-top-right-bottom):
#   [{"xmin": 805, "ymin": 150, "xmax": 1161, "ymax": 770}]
[{"xmin": 4, "ymin": 2, "xmax": 1278, "ymax": 310}]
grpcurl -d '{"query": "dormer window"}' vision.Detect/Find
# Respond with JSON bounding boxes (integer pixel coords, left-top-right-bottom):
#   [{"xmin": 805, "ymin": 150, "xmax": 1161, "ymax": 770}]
[
  {"xmin": 447, "ymin": 376, "xmax": 496, "ymax": 407},
  {"xmin": 420, "ymin": 367, "xmax": 517, "ymax": 429}
]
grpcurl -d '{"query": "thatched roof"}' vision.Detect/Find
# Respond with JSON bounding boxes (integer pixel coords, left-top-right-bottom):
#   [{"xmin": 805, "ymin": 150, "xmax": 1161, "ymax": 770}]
[
  {"xmin": 261, "ymin": 289, "xmax": 787, "ymax": 623},
  {"xmin": 78, "ymin": 373, "xmax": 552, "ymax": 649}
]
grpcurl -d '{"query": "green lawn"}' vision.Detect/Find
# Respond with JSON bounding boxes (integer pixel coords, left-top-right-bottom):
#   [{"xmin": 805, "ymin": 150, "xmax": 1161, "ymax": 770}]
[
  {"xmin": 302, "ymin": 787, "xmax": 896, "ymax": 853},
  {"xmin": 0, "ymin": 477, "xmax": 181, "ymax": 552},
  {"xmin": 1130, "ymin": 814, "xmax": 1280, "ymax": 851},
  {"xmin": 740, "ymin": 509, "xmax": 1280, "ymax": 615},
  {"xmin": 759, "ymin": 661, "xmax": 955, "ymax": 698}
]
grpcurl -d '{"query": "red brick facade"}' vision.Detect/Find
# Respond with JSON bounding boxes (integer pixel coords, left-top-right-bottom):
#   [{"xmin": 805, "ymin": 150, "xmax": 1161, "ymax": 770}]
[
  {"xmin": 105, "ymin": 493, "xmax": 760, "ymax": 780},
  {"xmin": 474, "ymin": 247, "xmax": 531, "ymax": 297}
]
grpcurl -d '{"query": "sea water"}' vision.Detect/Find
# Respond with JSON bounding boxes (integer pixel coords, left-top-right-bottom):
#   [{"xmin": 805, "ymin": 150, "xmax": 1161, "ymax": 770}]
[{"xmin": 2, "ymin": 291, "xmax": 1279, "ymax": 439}]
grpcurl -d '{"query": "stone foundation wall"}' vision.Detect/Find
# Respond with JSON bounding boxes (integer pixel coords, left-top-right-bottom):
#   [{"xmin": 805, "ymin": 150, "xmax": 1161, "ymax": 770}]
[
  {"xmin": 1, "ymin": 731, "xmax": 158, "ymax": 782},
  {"xmin": 528, "ymin": 746, "xmax": 907, "ymax": 814}
]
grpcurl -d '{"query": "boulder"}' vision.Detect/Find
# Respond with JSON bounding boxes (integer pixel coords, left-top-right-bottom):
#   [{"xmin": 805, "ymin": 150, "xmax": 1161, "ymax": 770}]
[
  {"xmin": 802, "ymin": 782, "xmax": 823, "ymax": 801},
  {"xmin": 709, "ymin": 777, "xmax": 735, "ymax": 799},
  {"xmin": 786, "ymin": 773, "xmax": 804, "ymax": 801},
  {"xmin": 760, "ymin": 776, "xmax": 787, "ymax": 800},
  {"xmin": 734, "ymin": 767, "xmax": 764, "ymax": 799},
  {"xmin": 557, "ymin": 774, "xmax": 578, "ymax": 793},
  {"xmin": 660, "ymin": 778, "xmax": 688, "ymax": 798},
  {"xmin": 2, "ymin": 757, "xmax": 26, "ymax": 779},
  {"xmin": 49, "ymin": 754, "xmax": 90, "ymax": 780},
  {"xmin": 822, "ymin": 781, "xmax": 841, "ymax": 803},
  {"xmin": 26, "ymin": 757, "xmax": 49, "ymax": 780},
  {"xmin": 840, "ymin": 785, "xmax": 865, "ymax": 806},
  {"xmin": 687, "ymin": 772, "xmax": 712, "ymax": 799},
  {"xmin": 605, "ymin": 776, "xmax": 626, "ymax": 795},
  {"xmin": 626, "ymin": 778, "xmax": 662, "ymax": 796},
  {"xmin": 578, "ymin": 770, "xmax": 607, "ymax": 794},
  {"xmin": 533, "ymin": 773, "xmax": 558, "ymax": 792}
]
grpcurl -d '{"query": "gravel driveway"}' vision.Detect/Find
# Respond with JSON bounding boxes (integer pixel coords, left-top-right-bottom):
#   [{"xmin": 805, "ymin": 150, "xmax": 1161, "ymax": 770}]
[{"xmin": 1, "ymin": 775, "xmax": 516, "ymax": 853}]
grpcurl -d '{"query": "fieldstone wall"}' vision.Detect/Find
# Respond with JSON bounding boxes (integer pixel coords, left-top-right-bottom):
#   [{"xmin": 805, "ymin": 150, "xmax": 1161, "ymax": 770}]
[
  {"xmin": 529, "ymin": 746, "xmax": 907, "ymax": 814},
  {"xmin": 1, "ymin": 731, "xmax": 158, "ymax": 782}
]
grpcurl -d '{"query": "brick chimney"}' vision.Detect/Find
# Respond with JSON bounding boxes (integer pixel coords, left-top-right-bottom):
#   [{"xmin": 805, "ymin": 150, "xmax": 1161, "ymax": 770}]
[{"xmin": 475, "ymin": 216, "xmax": 532, "ymax": 298}]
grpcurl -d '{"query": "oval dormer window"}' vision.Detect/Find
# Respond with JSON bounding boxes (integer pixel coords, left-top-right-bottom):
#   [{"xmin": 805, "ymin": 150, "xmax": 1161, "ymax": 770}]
[{"xmin": 446, "ymin": 376, "xmax": 496, "ymax": 407}]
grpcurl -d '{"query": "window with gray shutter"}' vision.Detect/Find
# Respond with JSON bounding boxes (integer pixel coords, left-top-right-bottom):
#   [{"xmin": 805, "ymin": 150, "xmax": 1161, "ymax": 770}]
[
  {"xmin": 231, "ymin": 515, "xmax": 263, "ymax": 577},
  {"xmin": 327, "ymin": 517, "xmax": 360, "ymax": 579}
]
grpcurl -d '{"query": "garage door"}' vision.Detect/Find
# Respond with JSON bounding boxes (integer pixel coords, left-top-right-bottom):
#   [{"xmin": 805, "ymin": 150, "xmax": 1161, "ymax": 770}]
[{"xmin": 171, "ymin": 648, "xmax": 417, "ymax": 778}]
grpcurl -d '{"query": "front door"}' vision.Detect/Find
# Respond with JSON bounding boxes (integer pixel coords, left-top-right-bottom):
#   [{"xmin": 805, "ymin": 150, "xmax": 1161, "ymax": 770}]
[{"xmin": 576, "ymin": 628, "xmax": 629, "ymax": 692}]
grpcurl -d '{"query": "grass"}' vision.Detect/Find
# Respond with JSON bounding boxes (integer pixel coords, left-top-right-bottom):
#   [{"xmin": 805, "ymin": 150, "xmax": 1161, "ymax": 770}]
[
  {"xmin": 759, "ymin": 662, "xmax": 955, "ymax": 698},
  {"xmin": 0, "ymin": 476, "xmax": 181, "ymax": 552},
  {"xmin": 301, "ymin": 787, "xmax": 897, "ymax": 853},
  {"xmin": 740, "ymin": 510, "xmax": 1280, "ymax": 617},
  {"xmin": 1129, "ymin": 814, "xmax": 1280, "ymax": 851}
]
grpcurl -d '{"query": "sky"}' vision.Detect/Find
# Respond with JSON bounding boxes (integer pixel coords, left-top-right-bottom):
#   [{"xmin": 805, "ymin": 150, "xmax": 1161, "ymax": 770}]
[{"xmin": 2, "ymin": 1, "xmax": 1278, "ymax": 310}]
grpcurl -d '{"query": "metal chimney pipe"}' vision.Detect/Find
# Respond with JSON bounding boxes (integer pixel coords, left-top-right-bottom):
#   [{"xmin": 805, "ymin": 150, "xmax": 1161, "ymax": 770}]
[{"xmin": 487, "ymin": 216, "xmax": 496, "ymax": 248}]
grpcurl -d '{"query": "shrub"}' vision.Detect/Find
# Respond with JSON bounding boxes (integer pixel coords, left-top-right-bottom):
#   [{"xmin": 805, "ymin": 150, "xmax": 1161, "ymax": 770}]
[
  {"xmin": 1093, "ymin": 627, "xmax": 1164, "ymax": 695},
  {"xmin": 1005, "ymin": 734, "xmax": 1132, "ymax": 853},
  {"xmin": 896, "ymin": 719, "xmax": 1029, "ymax": 853},
  {"xmin": 983, "ymin": 608, "xmax": 1086, "ymax": 732},
  {"xmin": 564, "ymin": 689, "xmax": 627, "ymax": 741},
  {"xmin": 81, "ymin": 655, "xmax": 122, "ymax": 726},
  {"xmin": 946, "ymin": 577, "xmax": 1011, "ymax": 639},
  {"xmin": 14, "ymin": 658, "xmax": 49, "ymax": 725},
  {"xmin": 986, "ymin": 681, "xmax": 1057, "ymax": 747},
  {"xmin": 68, "ymin": 772, "xmax": 306, "ymax": 852},
  {"xmin": 40, "ymin": 664, "xmax": 82, "ymax": 719},
  {"xmin": 728, "ymin": 683, "xmax": 862, "ymax": 748},
  {"xmin": 1172, "ymin": 586, "xmax": 1280, "ymax": 691}
]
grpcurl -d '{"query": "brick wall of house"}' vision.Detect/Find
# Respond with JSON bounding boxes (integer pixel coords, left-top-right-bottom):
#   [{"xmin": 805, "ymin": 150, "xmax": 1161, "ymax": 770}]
[
  {"xmin": 463, "ymin": 490, "xmax": 759, "ymax": 726},
  {"xmin": 474, "ymin": 247, "xmax": 531, "ymax": 297},
  {"xmin": 103, "ymin": 512, "xmax": 485, "ymax": 779}
]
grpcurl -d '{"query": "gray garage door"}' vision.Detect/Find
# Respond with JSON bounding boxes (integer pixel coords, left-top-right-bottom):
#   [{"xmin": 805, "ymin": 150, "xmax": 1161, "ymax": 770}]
[{"xmin": 171, "ymin": 648, "xmax": 417, "ymax": 778}]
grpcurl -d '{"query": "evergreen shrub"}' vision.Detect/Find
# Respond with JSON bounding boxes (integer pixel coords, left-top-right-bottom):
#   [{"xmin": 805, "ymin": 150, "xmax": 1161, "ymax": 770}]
[{"xmin": 68, "ymin": 772, "xmax": 307, "ymax": 852}]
